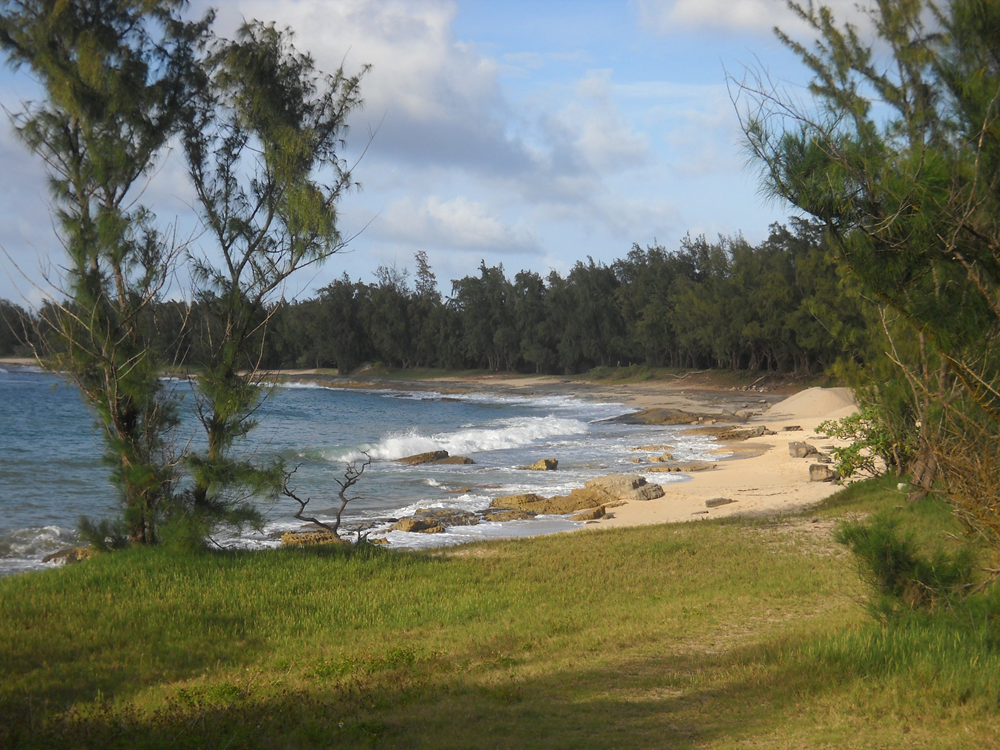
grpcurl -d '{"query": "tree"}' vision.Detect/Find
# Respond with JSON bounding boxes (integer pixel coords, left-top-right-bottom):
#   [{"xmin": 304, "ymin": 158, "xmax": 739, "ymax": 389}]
[
  {"xmin": 181, "ymin": 20, "xmax": 367, "ymax": 536},
  {"xmin": 0, "ymin": 0, "xmax": 209, "ymax": 544},
  {"xmin": 738, "ymin": 1, "xmax": 1000, "ymax": 508}
]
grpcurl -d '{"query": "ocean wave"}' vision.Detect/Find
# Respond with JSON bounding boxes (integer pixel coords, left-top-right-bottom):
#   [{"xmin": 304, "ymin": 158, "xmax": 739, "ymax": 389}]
[
  {"xmin": 0, "ymin": 525, "xmax": 78, "ymax": 559},
  {"xmin": 359, "ymin": 415, "xmax": 590, "ymax": 461}
]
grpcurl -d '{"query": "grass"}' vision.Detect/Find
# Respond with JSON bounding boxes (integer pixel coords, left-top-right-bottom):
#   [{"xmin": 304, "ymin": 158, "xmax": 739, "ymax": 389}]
[{"xmin": 2, "ymin": 478, "xmax": 999, "ymax": 748}]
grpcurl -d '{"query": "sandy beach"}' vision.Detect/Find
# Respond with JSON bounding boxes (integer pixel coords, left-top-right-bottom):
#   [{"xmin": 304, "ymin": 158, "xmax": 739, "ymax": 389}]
[{"xmin": 277, "ymin": 369, "xmax": 859, "ymax": 531}]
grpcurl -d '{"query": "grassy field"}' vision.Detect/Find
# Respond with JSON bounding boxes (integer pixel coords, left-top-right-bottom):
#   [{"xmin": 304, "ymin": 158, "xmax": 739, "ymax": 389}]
[{"xmin": 2, "ymin": 477, "xmax": 999, "ymax": 748}]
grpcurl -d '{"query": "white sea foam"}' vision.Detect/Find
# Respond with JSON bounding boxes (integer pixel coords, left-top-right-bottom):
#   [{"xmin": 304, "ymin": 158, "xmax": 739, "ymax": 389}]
[{"xmin": 364, "ymin": 416, "xmax": 589, "ymax": 461}]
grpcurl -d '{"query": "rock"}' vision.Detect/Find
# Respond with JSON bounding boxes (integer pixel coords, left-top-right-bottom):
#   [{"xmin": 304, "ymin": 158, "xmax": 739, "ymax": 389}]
[
  {"xmin": 490, "ymin": 493, "xmax": 548, "ymax": 511},
  {"xmin": 391, "ymin": 508, "xmax": 479, "ymax": 533},
  {"xmin": 705, "ymin": 497, "xmax": 736, "ymax": 508},
  {"xmin": 434, "ymin": 456, "xmax": 475, "ymax": 465},
  {"xmin": 647, "ymin": 452, "xmax": 675, "ymax": 463},
  {"xmin": 782, "ymin": 425, "xmax": 803, "ymax": 432},
  {"xmin": 817, "ymin": 454, "xmax": 833, "ymax": 464},
  {"xmin": 367, "ymin": 537, "xmax": 390, "ymax": 545},
  {"xmin": 281, "ymin": 530, "xmax": 345, "ymax": 547},
  {"xmin": 490, "ymin": 475, "xmax": 664, "ymax": 516},
  {"xmin": 519, "ymin": 458, "xmax": 558, "ymax": 471},
  {"xmin": 788, "ymin": 441, "xmax": 819, "ymax": 458},
  {"xmin": 809, "ymin": 464, "xmax": 841, "ymax": 482},
  {"xmin": 631, "ymin": 444, "xmax": 674, "ymax": 452},
  {"xmin": 691, "ymin": 510, "xmax": 710, "ymax": 515},
  {"xmin": 572, "ymin": 506, "xmax": 606, "ymax": 521},
  {"xmin": 645, "ymin": 462, "xmax": 717, "ymax": 473},
  {"xmin": 390, "ymin": 518, "xmax": 446, "ymax": 533},
  {"xmin": 42, "ymin": 546, "xmax": 96, "ymax": 565},
  {"xmin": 396, "ymin": 450, "xmax": 450, "ymax": 465},
  {"xmin": 609, "ymin": 408, "xmax": 717, "ymax": 425},
  {"xmin": 583, "ymin": 474, "xmax": 665, "ymax": 503},
  {"xmin": 628, "ymin": 457, "xmax": 643, "ymax": 464},
  {"xmin": 395, "ymin": 450, "xmax": 475, "ymax": 465},
  {"xmin": 481, "ymin": 509, "xmax": 537, "ymax": 522},
  {"xmin": 717, "ymin": 425, "xmax": 776, "ymax": 441}
]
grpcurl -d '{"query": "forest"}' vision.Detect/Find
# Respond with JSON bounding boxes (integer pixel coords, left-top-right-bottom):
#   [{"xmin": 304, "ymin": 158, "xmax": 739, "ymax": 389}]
[{"xmin": 0, "ymin": 218, "xmax": 867, "ymax": 376}]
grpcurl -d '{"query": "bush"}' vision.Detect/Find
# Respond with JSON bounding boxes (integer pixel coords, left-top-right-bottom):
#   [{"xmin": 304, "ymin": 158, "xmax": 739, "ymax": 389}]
[
  {"xmin": 835, "ymin": 513, "xmax": 977, "ymax": 621},
  {"xmin": 817, "ymin": 406, "xmax": 905, "ymax": 479}
]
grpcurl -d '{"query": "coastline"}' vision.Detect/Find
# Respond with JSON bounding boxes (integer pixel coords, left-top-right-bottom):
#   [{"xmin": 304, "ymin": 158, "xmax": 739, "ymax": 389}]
[
  {"xmin": 1, "ymin": 360, "xmax": 858, "ymax": 548},
  {"xmin": 265, "ymin": 368, "xmax": 858, "ymax": 535}
]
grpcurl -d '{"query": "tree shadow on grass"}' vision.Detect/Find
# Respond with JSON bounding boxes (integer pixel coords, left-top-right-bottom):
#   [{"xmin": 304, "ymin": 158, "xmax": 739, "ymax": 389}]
[{"xmin": 2, "ymin": 629, "xmax": 876, "ymax": 750}]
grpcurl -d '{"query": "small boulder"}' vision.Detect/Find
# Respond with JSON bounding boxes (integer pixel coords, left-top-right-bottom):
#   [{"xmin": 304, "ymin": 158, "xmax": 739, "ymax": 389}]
[
  {"xmin": 490, "ymin": 493, "xmax": 548, "ymax": 511},
  {"xmin": 584, "ymin": 474, "xmax": 664, "ymax": 503},
  {"xmin": 809, "ymin": 464, "xmax": 841, "ymax": 482},
  {"xmin": 520, "ymin": 458, "xmax": 558, "ymax": 471},
  {"xmin": 390, "ymin": 517, "xmax": 446, "ymax": 533},
  {"xmin": 789, "ymin": 441, "xmax": 819, "ymax": 458},
  {"xmin": 705, "ymin": 497, "xmax": 736, "ymax": 508},
  {"xmin": 434, "ymin": 455, "xmax": 475, "ymax": 465},
  {"xmin": 717, "ymin": 425, "xmax": 776, "ymax": 441},
  {"xmin": 647, "ymin": 452, "xmax": 675, "ymax": 463},
  {"xmin": 782, "ymin": 425, "xmax": 803, "ymax": 432},
  {"xmin": 42, "ymin": 546, "xmax": 96, "ymax": 565},
  {"xmin": 572, "ymin": 506, "xmax": 606, "ymax": 521},
  {"xmin": 281, "ymin": 530, "xmax": 344, "ymax": 547},
  {"xmin": 396, "ymin": 450, "xmax": 450, "ymax": 465}
]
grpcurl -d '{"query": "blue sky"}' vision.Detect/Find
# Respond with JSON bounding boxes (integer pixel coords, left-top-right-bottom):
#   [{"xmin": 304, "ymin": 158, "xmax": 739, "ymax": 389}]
[{"xmin": 0, "ymin": 0, "xmax": 865, "ymax": 305}]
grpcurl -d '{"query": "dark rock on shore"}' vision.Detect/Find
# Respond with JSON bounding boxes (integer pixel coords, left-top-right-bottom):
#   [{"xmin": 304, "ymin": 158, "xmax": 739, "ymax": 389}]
[
  {"xmin": 609, "ymin": 408, "xmax": 721, "ymax": 426},
  {"xmin": 390, "ymin": 507, "xmax": 480, "ymax": 534},
  {"xmin": 395, "ymin": 450, "xmax": 475, "ymax": 466}
]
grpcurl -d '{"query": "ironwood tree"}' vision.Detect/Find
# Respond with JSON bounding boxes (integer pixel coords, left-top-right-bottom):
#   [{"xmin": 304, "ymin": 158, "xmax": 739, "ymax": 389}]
[
  {"xmin": 0, "ymin": 0, "xmax": 210, "ymax": 545},
  {"xmin": 180, "ymin": 20, "xmax": 367, "ymax": 537}
]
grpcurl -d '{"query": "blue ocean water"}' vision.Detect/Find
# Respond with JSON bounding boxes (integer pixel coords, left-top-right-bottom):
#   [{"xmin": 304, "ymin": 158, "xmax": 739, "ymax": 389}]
[{"xmin": 0, "ymin": 366, "xmax": 724, "ymax": 575}]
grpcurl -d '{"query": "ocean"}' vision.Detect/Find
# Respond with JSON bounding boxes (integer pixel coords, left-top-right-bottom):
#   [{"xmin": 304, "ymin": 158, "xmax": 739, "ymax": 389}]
[{"xmin": 0, "ymin": 366, "xmax": 726, "ymax": 575}]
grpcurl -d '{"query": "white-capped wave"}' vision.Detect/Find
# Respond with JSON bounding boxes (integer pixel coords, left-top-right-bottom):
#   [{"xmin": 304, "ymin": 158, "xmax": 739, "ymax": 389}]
[{"xmin": 361, "ymin": 415, "xmax": 589, "ymax": 461}]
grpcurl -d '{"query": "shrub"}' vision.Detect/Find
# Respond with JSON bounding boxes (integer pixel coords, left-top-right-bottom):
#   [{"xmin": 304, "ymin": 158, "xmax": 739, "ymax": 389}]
[{"xmin": 835, "ymin": 513, "xmax": 977, "ymax": 621}]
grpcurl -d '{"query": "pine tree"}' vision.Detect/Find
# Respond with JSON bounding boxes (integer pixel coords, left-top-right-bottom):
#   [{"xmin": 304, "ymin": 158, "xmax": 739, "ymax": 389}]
[
  {"xmin": 180, "ymin": 21, "xmax": 367, "ymax": 536},
  {"xmin": 0, "ymin": 0, "xmax": 210, "ymax": 544}
]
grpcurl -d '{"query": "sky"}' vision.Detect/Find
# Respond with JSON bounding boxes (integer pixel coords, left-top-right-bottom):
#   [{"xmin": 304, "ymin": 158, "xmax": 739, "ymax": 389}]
[{"xmin": 0, "ymin": 0, "xmax": 868, "ymax": 305}]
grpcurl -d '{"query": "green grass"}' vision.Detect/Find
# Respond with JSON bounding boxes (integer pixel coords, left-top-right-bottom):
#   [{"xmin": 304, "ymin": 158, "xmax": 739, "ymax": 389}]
[{"xmin": 2, "ymin": 478, "xmax": 999, "ymax": 748}]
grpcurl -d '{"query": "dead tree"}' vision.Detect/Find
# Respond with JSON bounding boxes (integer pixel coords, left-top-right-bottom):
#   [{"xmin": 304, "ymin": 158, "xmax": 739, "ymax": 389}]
[{"xmin": 283, "ymin": 452, "xmax": 371, "ymax": 540}]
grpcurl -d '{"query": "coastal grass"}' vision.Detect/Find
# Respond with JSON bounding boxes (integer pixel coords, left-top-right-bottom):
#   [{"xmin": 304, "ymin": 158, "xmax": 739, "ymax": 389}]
[{"xmin": 2, "ymin": 478, "xmax": 999, "ymax": 748}]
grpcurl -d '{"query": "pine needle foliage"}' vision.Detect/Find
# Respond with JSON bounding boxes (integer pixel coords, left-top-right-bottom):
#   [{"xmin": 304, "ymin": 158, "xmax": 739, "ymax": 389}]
[
  {"xmin": 0, "ymin": 0, "xmax": 211, "ymax": 544},
  {"xmin": 179, "ymin": 21, "xmax": 368, "ymax": 537}
]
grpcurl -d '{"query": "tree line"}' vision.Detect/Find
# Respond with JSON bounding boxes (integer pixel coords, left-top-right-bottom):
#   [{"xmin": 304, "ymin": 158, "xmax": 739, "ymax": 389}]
[{"xmin": 3, "ymin": 219, "xmax": 870, "ymax": 377}]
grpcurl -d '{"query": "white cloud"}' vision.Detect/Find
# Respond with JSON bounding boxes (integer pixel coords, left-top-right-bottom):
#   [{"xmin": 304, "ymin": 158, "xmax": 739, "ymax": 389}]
[
  {"xmin": 377, "ymin": 196, "xmax": 539, "ymax": 253},
  {"xmin": 632, "ymin": 0, "xmax": 869, "ymax": 35},
  {"xmin": 224, "ymin": 0, "xmax": 533, "ymax": 176}
]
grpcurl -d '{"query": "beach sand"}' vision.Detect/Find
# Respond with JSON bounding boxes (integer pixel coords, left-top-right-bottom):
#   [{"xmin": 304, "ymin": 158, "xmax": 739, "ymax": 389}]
[
  {"xmin": 318, "ymin": 370, "xmax": 859, "ymax": 530},
  {"xmin": 586, "ymin": 386, "xmax": 859, "ymax": 529}
]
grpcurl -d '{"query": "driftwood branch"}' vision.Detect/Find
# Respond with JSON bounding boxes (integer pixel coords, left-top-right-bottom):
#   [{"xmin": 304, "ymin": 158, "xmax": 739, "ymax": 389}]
[{"xmin": 283, "ymin": 451, "xmax": 372, "ymax": 539}]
